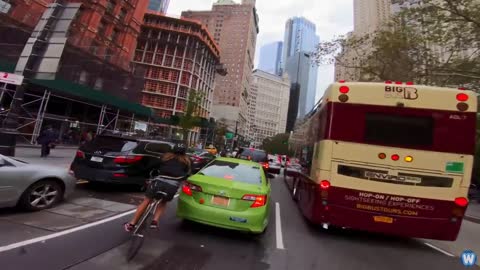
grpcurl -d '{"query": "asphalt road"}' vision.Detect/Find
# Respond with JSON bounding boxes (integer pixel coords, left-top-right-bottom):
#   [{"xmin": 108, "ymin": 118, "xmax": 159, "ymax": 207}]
[{"xmin": 1, "ymin": 174, "xmax": 477, "ymax": 270}]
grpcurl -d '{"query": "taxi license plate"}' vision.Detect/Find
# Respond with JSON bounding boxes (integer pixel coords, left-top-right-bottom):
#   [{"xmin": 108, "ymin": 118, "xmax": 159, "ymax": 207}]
[
  {"xmin": 212, "ymin": 196, "xmax": 229, "ymax": 207},
  {"xmin": 373, "ymin": 216, "xmax": 393, "ymax": 224},
  {"xmin": 90, "ymin": 156, "xmax": 103, "ymax": 162}
]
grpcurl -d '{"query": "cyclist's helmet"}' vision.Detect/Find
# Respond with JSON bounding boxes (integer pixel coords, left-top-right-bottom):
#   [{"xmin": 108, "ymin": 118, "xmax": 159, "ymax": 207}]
[{"xmin": 173, "ymin": 142, "xmax": 187, "ymax": 155}]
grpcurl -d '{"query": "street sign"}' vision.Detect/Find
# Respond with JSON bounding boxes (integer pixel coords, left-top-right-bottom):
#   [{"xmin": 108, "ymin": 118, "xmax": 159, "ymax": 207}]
[
  {"xmin": 225, "ymin": 132, "xmax": 234, "ymax": 139},
  {"xmin": 0, "ymin": 72, "xmax": 24, "ymax": 85}
]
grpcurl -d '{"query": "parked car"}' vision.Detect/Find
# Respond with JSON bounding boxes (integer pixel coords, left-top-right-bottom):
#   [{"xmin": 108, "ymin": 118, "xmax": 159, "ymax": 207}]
[
  {"xmin": 187, "ymin": 149, "xmax": 216, "ymax": 173},
  {"xmin": 0, "ymin": 154, "xmax": 76, "ymax": 211},
  {"xmin": 71, "ymin": 135, "xmax": 174, "ymax": 187},
  {"xmin": 177, "ymin": 157, "xmax": 274, "ymax": 234}
]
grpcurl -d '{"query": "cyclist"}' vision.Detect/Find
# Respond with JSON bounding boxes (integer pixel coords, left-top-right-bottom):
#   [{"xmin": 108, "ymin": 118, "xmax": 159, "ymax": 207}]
[{"xmin": 124, "ymin": 143, "xmax": 191, "ymax": 231}]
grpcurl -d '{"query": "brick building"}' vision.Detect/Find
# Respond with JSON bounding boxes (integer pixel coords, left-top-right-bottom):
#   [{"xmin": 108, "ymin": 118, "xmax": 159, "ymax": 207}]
[
  {"xmin": 134, "ymin": 13, "xmax": 223, "ymax": 142},
  {"xmin": 181, "ymin": 0, "xmax": 259, "ymax": 138},
  {"xmin": 0, "ymin": 0, "xmax": 149, "ymax": 101}
]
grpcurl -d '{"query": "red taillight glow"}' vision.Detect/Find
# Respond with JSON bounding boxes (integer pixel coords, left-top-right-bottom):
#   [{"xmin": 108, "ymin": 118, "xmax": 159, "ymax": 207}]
[
  {"xmin": 454, "ymin": 197, "xmax": 468, "ymax": 207},
  {"xmin": 395, "ymin": 81, "xmax": 403, "ymax": 85},
  {"xmin": 182, "ymin": 185, "xmax": 192, "ymax": 196},
  {"xmin": 391, "ymin": 154, "xmax": 400, "ymax": 161},
  {"xmin": 458, "ymin": 87, "xmax": 466, "ymax": 90},
  {"xmin": 242, "ymin": 194, "xmax": 267, "ymax": 208},
  {"xmin": 320, "ymin": 180, "xmax": 330, "ymax": 190},
  {"xmin": 406, "ymin": 82, "xmax": 414, "ymax": 85},
  {"xmin": 339, "ymin": 80, "xmax": 346, "ymax": 83},
  {"xmin": 385, "ymin": 80, "xmax": 392, "ymax": 84},
  {"xmin": 456, "ymin": 93, "xmax": 469, "ymax": 102},
  {"xmin": 113, "ymin": 173, "xmax": 127, "ymax": 177},
  {"xmin": 114, "ymin": 155, "xmax": 143, "ymax": 164},
  {"xmin": 339, "ymin": 86, "xmax": 350, "ymax": 94},
  {"xmin": 261, "ymin": 162, "xmax": 269, "ymax": 169},
  {"xmin": 76, "ymin": 150, "xmax": 85, "ymax": 159},
  {"xmin": 182, "ymin": 182, "xmax": 202, "ymax": 196}
]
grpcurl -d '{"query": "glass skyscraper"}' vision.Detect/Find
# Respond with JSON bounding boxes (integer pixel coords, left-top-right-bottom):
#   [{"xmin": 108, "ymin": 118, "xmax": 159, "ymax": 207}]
[
  {"xmin": 283, "ymin": 17, "xmax": 319, "ymax": 119},
  {"xmin": 258, "ymin": 41, "xmax": 283, "ymax": 76},
  {"xmin": 148, "ymin": 0, "xmax": 170, "ymax": 13}
]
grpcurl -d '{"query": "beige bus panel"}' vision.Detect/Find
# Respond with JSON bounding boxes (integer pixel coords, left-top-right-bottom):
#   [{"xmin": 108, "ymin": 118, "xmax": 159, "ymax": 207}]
[
  {"xmin": 324, "ymin": 82, "xmax": 477, "ymax": 113},
  {"xmin": 310, "ymin": 141, "xmax": 334, "ymax": 183}
]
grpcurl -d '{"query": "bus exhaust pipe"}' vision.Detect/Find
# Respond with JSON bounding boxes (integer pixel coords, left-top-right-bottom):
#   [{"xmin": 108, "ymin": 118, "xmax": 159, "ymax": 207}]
[{"xmin": 322, "ymin": 223, "xmax": 329, "ymax": 230}]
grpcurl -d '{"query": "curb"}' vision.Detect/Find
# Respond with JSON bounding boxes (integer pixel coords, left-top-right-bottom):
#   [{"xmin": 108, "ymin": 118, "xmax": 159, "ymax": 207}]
[
  {"xmin": 465, "ymin": 215, "xmax": 480, "ymax": 224},
  {"xmin": 16, "ymin": 144, "xmax": 79, "ymax": 150}
]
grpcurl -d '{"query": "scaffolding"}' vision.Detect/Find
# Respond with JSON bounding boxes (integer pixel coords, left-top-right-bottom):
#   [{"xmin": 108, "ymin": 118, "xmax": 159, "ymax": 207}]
[{"xmin": 0, "ymin": 84, "xmax": 152, "ymax": 145}]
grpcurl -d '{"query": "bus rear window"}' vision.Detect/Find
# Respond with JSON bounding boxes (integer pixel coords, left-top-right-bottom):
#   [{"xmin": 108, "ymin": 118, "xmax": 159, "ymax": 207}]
[{"xmin": 364, "ymin": 113, "xmax": 434, "ymax": 147}]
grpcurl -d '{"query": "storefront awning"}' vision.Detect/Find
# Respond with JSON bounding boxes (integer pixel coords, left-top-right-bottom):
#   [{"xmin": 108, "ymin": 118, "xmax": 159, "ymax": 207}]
[{"xmin": 30, "ymin": 78, "xmax": 154, "ymax": 118}]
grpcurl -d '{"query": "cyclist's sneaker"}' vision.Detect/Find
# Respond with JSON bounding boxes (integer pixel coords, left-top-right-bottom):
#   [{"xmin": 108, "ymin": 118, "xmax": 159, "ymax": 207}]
[
  {"xmin": 150, "ymin": 220, "xmax": 158, "ymax": 229},
  {"xmin": 124, "ymin": 223, "xmax": 135, "ymax": 232}
]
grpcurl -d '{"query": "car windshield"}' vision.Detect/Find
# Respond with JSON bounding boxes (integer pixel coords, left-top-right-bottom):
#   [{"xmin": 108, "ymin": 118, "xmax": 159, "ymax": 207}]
[{"xmin": 200, "ymin": 160, "xmax": 262, "ymax": 185}]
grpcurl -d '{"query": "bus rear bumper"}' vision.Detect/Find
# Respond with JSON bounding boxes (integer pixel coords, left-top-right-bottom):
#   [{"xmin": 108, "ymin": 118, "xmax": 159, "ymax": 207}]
[{"xmin": 313, "ymin": 206, "xmax": 462, "ymax": 241}]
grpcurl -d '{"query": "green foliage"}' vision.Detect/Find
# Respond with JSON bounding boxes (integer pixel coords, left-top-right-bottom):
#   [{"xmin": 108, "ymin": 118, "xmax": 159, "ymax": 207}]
[
  {"xmin": 214, "ymin": 118, "xmax": 228, "ymax": 147},
  {"xmin": 314, "ymin": 0, "xmax": 480, "ymax": 87},
  {"xmin": 177, "ymin": 90, "xmax": 204, "ymax": 143},
  {"xmin": 262, "ymin": 133, "xmax": 292, "ymax": 155}
]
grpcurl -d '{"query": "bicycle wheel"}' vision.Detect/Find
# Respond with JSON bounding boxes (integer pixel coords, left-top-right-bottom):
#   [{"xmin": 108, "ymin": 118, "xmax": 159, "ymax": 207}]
[{"xmin": 126, "ymin": 204, "xmax": 153, "ymax": 261}]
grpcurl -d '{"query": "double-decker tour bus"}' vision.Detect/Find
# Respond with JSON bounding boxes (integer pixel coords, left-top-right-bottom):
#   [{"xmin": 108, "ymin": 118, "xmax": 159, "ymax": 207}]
[{"xmin": 286, "ymin": 81, "xmax": 476, "ymax": 241}]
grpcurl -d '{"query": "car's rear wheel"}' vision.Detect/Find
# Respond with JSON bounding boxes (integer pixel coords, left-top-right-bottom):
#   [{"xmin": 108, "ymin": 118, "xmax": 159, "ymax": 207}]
[{"xmin": 19, "ymin": 180, "xmax": 64, "ymax": 211}]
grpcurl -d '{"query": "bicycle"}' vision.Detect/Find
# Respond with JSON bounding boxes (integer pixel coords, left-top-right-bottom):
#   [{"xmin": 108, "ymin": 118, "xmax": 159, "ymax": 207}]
[{"xmin": 126, "ymin": 173, "xmax": 183, "ymax": 262}]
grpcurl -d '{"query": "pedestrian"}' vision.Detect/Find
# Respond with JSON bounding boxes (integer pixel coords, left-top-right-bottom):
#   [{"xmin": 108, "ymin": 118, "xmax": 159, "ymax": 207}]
[{"xmin": 37, "ymin": 125, "xmax": 56, "ymax": 157}]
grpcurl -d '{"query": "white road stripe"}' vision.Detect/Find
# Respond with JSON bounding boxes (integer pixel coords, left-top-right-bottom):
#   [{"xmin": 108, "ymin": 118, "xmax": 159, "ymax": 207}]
[
  {"xmin": 174, "ymin": 194, "xmax": 179, "ymax": 198},
  {"xmin": 0, "ymin": 209, "xmax": 136, "ymax": 253},
  {"xmin": 275, "ymin": 202, "xmax": 285, "ymax": 250},
  {"xmin": 424, "ymin": 242, "xmax": 455, "ymax": 257}
]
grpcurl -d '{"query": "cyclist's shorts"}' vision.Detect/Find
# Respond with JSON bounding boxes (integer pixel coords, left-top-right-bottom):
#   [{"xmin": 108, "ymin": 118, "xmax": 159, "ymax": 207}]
[{"xmin": 145, "ymin": 178, "xmax": 180, "ymax": 201}]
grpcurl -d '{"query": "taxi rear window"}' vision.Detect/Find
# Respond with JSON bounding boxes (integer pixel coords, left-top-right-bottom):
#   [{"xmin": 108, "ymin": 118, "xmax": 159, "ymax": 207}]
[{"xmin": 200, "ymin": 160, "xmax": 262, "ymax": 185}]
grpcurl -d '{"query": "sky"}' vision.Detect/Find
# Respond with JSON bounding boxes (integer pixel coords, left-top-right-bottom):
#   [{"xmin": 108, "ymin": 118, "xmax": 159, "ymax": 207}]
[{"xmin": 167, "ymin": 0, "xmax": 354, "ymax": 100}]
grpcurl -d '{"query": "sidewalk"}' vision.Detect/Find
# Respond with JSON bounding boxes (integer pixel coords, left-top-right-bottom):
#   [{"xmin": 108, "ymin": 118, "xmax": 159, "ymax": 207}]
[{"xmin": 16, "ymin": 143, "xmax": 79, "ymax": 150}]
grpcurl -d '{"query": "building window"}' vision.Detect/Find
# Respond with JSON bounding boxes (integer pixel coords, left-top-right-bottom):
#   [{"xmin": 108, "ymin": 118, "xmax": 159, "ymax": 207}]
[
  {"xmin": 90, "ymin": 42, "xmax": 100, "ymax": 55},
  {"xmin": 0, "ymin": 1, "xmax": 12, "ymax": 14},
  {"xmin": 94, "ymin": 78, "xmax": 104, "ymax": 90},
  {"xmin": 78, "ymin": 71, "xmax": 88, "ymax": 85},
  {"xmin": 98, "ymin": 20, "xmax": 107, "ymax": 36},
  {"xmin": 111, "ymin": 28, "xmax": 119, "ymax": 42},
  {"xmin": 119, "ymin": 8, "xmax": 127, "ymax": 21},
  {"xmin": 106, "ymin": 0, "xmax": 116, "ymax": 13}
]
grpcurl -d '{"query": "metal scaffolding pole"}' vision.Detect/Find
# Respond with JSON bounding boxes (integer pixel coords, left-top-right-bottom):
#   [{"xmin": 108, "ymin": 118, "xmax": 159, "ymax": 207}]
[
  {"xmin": 31, "ymin": 90, "xmax": 51, "ymax": 144},
  {"xmin": 130, "ymin": 113, "xmax": 135, "ymax": 133},
  {"xmin": 113, "ymin": 109, "xmax": 120, "ymax": 131},
  {"xmin": 97, "ymin": 105, "xmax": 106, "ymax": 135}
]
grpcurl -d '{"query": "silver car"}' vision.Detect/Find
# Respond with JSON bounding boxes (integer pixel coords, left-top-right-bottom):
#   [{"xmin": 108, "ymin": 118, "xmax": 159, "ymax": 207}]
[{"xmin": 0, "ymin": 154, "xmax": 76, "ymax": 211}]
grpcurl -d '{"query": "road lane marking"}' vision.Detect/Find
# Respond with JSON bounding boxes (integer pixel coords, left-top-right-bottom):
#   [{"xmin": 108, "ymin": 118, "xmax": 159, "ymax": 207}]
[
  {"xmin": 174, "ymin": 194, "xmax": 179, "ymax": 198},
  {"xmin": 0, "ymin": 209, "xmax": 136, "ymax": 253},
  {"xmin": 275, "ymin": 202, "xmax": 285, "ymax": 250},
  {"xmin": 424, "ymin": 242, "xmax": 455, "ymax": 257},
  {"xmin": 76, "ymin": 180, "xmax": 89, "ymax": 185}
]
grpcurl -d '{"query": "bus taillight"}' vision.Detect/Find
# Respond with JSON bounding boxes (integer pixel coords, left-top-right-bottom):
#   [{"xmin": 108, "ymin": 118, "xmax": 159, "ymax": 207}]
[
  {"xmin": 378, "ymin": 153, "xmax": 386, "ymax": 159},
  {"xmin": 391, "ymin": 154, "xmax": 400, "ymax": 161},
  {"xmin": 456, "ymin": 93, "xmax": 469, "ymax": 102},
  {"xmin": 454, "ymin": 197, "xmax": 468, "ymax": 207},
  {"xmin": 339, "ymin": 86, "xmax": 350, "ymax": 94},
  {"xmin": 404, "ymin": 156, "xmax": 413, "ymax": 162},
  {"xmin": 406, "ymin": 82, "xmax": 414, "ymax": 85},
  {"xmin": 320, "ymin": 180, "xmax": 331, "ymax": 190}
]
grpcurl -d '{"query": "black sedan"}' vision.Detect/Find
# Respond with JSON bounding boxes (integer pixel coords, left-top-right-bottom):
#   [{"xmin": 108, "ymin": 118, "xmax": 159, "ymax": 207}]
[{"xmin": 71, "ymin": 135, "xmax": 173, "ymax": 187}]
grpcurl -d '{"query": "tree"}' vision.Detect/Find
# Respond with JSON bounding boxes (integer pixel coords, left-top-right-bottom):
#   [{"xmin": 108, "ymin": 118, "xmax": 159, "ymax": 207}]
[
  {"xmin": 177, "ymin": 90, "xmax": 203, "ymax": 144},
  {"xmin": 314, "ymin": 0, "xmax": 480, "ymax": 87},
  {"xmin": 214, "ymin": 118, "xmax": 228, "ymax": 148},
  {"xmin": 262, "ymin": 133, "xmax": 291, "ymax": 155}
]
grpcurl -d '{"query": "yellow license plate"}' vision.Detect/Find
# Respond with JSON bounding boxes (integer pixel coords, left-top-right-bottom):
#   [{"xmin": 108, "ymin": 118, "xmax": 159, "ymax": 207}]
[
  {"xmin": 373, "ymin": 216, "xmax": 393, "ymax": 224},
  {"xmin": 212, "ymin": 196, "xmax": 229, "ymax": 207}
]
